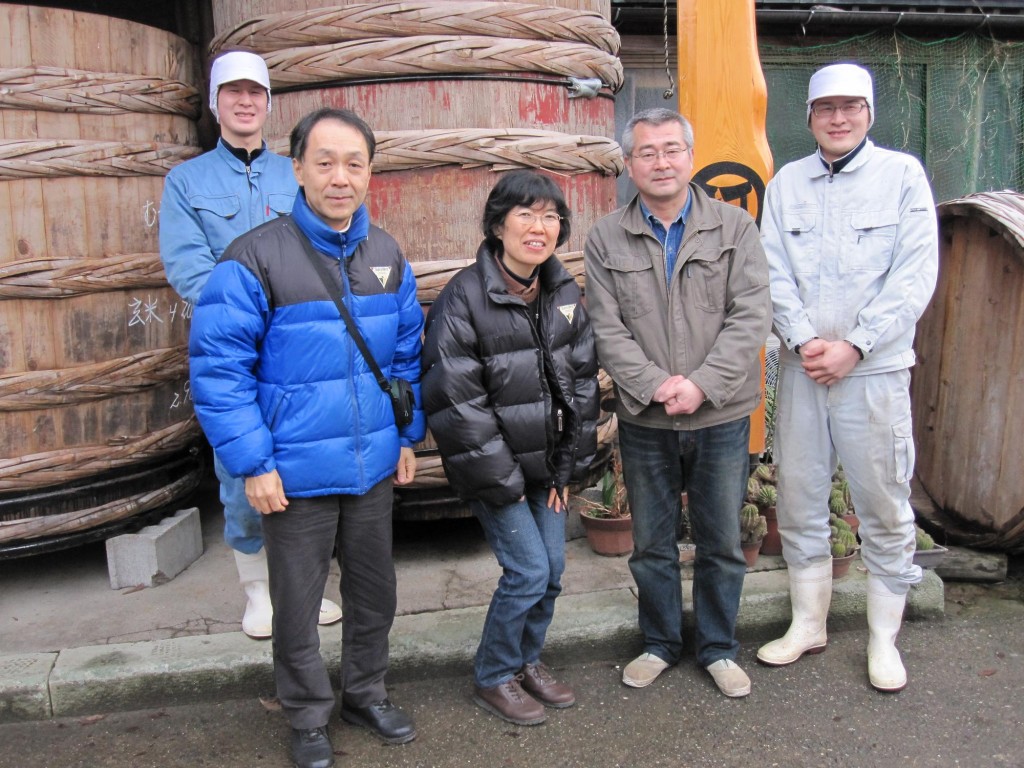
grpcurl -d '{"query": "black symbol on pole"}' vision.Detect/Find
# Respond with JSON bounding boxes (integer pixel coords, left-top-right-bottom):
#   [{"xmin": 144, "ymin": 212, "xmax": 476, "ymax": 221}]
[{"xmin": 692, "ymin": 161, "xmax": 767, "ymax": 228}]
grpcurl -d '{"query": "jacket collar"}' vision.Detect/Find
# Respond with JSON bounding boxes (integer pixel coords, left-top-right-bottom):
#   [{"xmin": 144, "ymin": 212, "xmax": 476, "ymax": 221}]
[
  {"xmin": 619, "ymin": 183, "xmax": 722, "ymax": 239},
  {"xmin": 476, "ymin": 241, "xmax": 573, "ymax": 305},
  {"xmin": 214, "ymin": 138, "xmax": 271, "ymax": 174},
  {"xmin": 807, "ymin": 139, "xmax": 876, "ymax": 178},
  {"xmin": 290, "ymin": 191, "xmax": 369, "ymax": 260}
]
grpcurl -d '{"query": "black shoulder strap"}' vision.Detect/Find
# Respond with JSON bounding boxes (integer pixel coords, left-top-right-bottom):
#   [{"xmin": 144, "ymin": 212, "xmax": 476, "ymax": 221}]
[{"xmin": 289, "ymin": 220, "xmax": 390, "ymax": 395}]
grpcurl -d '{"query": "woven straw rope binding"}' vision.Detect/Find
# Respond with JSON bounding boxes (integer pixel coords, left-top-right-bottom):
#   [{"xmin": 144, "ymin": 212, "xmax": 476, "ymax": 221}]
[
  {"xmin": 0, "ymin": 66, "xmax": 201, "ymax": 117},
  {"xmin": 211, "ymin": 1, "xmax": 620, "ymax": 55},
  {"xmin": 0, "ymin": 348, "xmax": 187, "ymax": 411},
  {"xmin": 269, "ymin": 129, "xmax": 623, "ymax": 177},
  {"xmin": 263, "ymin": 36, "xmax": 622, "ymax": 92},
  {"xmin": 0, "ymin": 140, "xmax": 200, "ymax": 180},
  {"xmin": 0, "ymin": 469, "xmax": 201, "ymax": 541},
  {"xmin": 0, "ymin": 417, "xmax": 199, "ymax": 491}
]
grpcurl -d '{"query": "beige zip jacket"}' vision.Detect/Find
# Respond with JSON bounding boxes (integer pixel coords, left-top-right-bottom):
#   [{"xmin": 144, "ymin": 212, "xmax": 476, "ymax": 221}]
[{"xmin": 584, "ymin": 184, "xmax": 771, "ymax": 431}]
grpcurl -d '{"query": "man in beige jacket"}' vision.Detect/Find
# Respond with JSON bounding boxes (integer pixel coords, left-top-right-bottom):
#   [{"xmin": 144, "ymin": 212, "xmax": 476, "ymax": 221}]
[{"xmin": 585, "ymin": 108, "xmax": 771, "ymax": 698}]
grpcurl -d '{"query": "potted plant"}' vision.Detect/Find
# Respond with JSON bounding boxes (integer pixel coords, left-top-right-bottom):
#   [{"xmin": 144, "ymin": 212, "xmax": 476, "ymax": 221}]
[
  {"xmin": 739, "ymin": 503, "xmax": 767, "ymax": 568},
  {"xmin": 752, "ymin": 468, "xmax": 782, "ymax": 556},
  {"xmin": 829, "ymin": 513, "xmax": 859, "ymax": 578},
  {"xmin": 831, "ymin": 470, "xmax": 859, "ymax": 539},
  {"xmin": 576, "ymin": 454, "xmax": 632, "ymax": 557},
  {"xmin": 912, "ymin": 523, "xmax": 948, "ymax": 568}
]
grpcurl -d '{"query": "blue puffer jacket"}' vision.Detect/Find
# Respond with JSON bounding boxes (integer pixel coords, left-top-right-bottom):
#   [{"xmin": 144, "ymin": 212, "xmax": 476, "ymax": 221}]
[
  {"xmin": 159, "ymin": 140, "xmax": 297, "ymax": 305},
  {"xmin": 188, "ymin": 193, "xmax": 425, "ymax": 497}
]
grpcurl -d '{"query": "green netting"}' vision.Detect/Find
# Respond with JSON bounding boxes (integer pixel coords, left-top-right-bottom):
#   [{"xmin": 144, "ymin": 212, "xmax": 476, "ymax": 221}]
[{"xmin": 760, "ymin": 31, "xmax": 1024, "ymax": 203}]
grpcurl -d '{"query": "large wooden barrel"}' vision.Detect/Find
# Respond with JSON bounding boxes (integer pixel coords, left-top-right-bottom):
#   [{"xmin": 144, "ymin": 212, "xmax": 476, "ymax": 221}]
[
  {"xmin": 911, "ymin": 191, "xmax": 1024, "ymax": 553},
  {"xmin": 0, "ymin": 6, "xmax": 204, "ymax": 551},
  {"xmin": 211, "ymin": 1, "xmax": 622, "ymax": 515}
]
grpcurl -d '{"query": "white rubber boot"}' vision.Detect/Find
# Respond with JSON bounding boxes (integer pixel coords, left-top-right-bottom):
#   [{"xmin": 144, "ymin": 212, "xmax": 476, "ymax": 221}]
[
  {"xmin": 234, "ymin": 549, "xmax": 273, "ymax": 639},
  {"xmin": 866, "ymin": 575, "xmax": 908, "ymax": 692},
  {"xmin": 757, "ymin": 558, "xmax": 832, "ymax": 666},
  {"xmin": 233, "ymin": 549, "xmax": 342, "ymax": 638}
]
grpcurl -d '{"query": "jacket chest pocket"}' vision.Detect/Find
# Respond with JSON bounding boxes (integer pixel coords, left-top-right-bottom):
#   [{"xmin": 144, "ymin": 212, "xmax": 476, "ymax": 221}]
[
  {"xmin": 780, "ymin": 210, "xmax": 819, "ymax": 274},
  {"xmin": 846, "ymin": 209, "xmax": 899, "ymax": 271},
  {"xmin": 267, "ymin": 192, "xmax": 295, "ymax": 217},
  {"xmin": 605, "ymin": 254, "xmax": 657, "ymax": 319},
  {"xmin": 191, "ymin": 194, "xmax": 241, "ymax": 250},
  {"xmin": 684, "ymin": 248, "xmax": 730, "ymax": 312}
]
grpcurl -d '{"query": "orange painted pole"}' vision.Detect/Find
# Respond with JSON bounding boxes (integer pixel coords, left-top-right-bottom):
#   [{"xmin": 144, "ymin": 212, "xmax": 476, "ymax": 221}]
[{"xmin": 677, "ymin": 0, "xmax": 773, "ymax": 456}]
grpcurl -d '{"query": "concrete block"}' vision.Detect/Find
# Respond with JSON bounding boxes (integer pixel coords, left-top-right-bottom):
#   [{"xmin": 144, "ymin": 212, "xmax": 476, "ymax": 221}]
[
  {"xmin": 0, "ymin": 653, "xmax": 55, "ymax": 722},
  {"xmin": 105, "ymin": 508, "xmax": 203, "ymax": 590}
]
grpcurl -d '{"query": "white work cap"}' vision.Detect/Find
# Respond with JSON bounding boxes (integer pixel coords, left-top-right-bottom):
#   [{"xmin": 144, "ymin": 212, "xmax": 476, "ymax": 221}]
[
  {"xmin": 209, "ymin": 51, "xmax": 272, "ymax": 122},
  {"xmin": 806, "ymin": 63, "xmax": 874, "ymax": 128}
]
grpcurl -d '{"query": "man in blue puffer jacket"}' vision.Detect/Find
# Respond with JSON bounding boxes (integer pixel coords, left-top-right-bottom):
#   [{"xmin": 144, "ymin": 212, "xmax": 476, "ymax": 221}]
[
  {"xmin": 159, "ymin": 50, "xmax": 341, "ymax": 639},
  {"xmin": 189, "ymin": 108, "xmax": 424, "ymax": 768}
]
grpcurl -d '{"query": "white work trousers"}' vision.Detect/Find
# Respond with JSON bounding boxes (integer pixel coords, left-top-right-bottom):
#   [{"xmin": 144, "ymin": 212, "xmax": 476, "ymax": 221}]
[{"xmin": 774, "ymin": 365, "xmax": 922, "ymax": 594}]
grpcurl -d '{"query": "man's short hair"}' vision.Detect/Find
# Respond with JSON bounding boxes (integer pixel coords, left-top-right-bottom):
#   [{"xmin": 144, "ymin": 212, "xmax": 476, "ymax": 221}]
[
  {"xmin": 482, "ymin": 169, "xmax": 572, "ymax": 252},
  {"xmin": 622, "ymin": 108, "xmax": 694, "ymax": 157},
  {"xmin": 290, "ymin": 108, "xmax": 376, "ymax": 162}
]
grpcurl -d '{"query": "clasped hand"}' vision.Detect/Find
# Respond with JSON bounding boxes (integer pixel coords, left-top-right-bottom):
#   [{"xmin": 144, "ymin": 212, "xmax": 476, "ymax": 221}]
[
  {"xmin": 799, "ymin": 338, "xmax": 860, "ymax": 386},
  {"xmin": 653, "ymin": 374, "xmax": 706, "ymax": 416}
]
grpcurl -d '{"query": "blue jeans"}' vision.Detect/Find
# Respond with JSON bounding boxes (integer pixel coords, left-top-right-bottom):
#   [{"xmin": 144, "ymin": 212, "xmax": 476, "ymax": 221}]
[
  {"xmin": 618, "ymin": 417, "xmax": 749, "ymax": 667},
  {"xmin": 213, "ymin": 451, "xmax": 264, "ymax": 554},
  {"xmin": 472, "ymin": 486, "xmax": 566, "ymax": 688}
]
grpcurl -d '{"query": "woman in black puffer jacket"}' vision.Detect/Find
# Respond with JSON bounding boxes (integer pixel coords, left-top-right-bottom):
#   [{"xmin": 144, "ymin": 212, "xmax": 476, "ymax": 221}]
[{"xmin": 422, "ymin": 170, "xmax": 599, "ymax": 726}]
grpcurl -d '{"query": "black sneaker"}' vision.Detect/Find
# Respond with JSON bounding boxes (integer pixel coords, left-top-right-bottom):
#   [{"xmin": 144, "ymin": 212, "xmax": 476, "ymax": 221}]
[{"xmin": 290, "ymin": 725, "xmax": 334, "ymax": 768}]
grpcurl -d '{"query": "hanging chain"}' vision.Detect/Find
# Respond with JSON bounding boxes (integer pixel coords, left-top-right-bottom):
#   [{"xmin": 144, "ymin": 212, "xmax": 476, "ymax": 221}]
[{"xmin": 662, "ymin": 0, "xmax": 676, "ymax": 99}]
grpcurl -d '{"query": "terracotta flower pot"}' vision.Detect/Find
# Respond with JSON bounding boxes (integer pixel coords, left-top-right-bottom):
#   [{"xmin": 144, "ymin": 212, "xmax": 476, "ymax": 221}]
[
  {"xmin": 580, "ymin": 512, "xmax": 633, "ymax": 557},
  {"xmin": 832, "ymin": 550, "xmax": 858, "ymax": 579},
  {"xmin": 741, "ymin": 538, "xmax": 763, "ymax": 568},
  {"xmin": 842, "ymin": 512, "xmax": 860, "ymax": 540},
  {"xmin": 760, "ymin": 505, "xmax": 783, "ymax": 556}
]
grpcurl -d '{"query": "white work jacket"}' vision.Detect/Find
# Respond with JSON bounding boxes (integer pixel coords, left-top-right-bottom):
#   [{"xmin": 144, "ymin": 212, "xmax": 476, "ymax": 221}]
[{"xmin": 762, "ymin": 140, "xmax": 939, "ymax": 374}]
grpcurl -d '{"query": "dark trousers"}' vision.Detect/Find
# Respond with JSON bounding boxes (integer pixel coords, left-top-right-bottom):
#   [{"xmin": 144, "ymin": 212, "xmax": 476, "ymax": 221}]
[{"xmin": 261, "ymin": 478, "xmax": 396, "ymax": 729}]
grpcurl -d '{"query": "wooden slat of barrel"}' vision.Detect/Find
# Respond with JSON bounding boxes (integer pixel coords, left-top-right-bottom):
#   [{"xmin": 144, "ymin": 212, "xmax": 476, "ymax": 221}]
[
  {"xmin": 911, "ymin": 192, "xmax": 1024, "ymax": 552},
  {"xmin": 0, "ymin": 6, "xmax": 202, "ymax": 545}
]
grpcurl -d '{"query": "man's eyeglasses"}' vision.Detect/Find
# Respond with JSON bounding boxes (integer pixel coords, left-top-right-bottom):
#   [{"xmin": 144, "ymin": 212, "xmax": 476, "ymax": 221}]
[
  {"xmin": 511, "ymin": 211, "xmax": 562, "ymax": 228},
  {"xmin": 811, "ymin": 101, "xmax": 868, "ymax": 119},
  {"xmin": 630, "ymin": 147, "xmax": 690, "ymax": 165}
]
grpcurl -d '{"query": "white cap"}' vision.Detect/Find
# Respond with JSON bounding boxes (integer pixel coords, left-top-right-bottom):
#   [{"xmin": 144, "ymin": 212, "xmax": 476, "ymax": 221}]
[
  {"xmin": 806, "ymin": 63, "xmax": 874, "ymax": 128},
  {"xmin": 209, "ymin": 51, "xmax": 272, "ymax": 122}
]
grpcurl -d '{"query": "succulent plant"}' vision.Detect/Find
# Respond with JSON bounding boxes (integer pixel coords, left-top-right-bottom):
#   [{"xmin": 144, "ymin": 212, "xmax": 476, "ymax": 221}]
[
  {"xmin": 756, "ymin": 484, "xmax": 777, "ymax": 509},
  {"xmin": 830, "ymin": 524, "xmax": 857, "ymax": 557},
  {"xmin": 755, "ymin": 463, "xmax": 775, "ymax": 483},
  {"xmin": 828, "ymin": 488, "xmax": 848, "ymax": 516},
  {"xmin": 915, "ymin": 525, "xmax": 935, "ymax": 551},
  {"xmin": 740, "ymin": 503, "xmax": 767, "ymax": 544},
  {"xmin": 833, "ymin": 478, "xmax": 853, "ymax": 508},
  {"xmin": 746, "ymin": 476, "xmax": 762, "ymax": 501}
]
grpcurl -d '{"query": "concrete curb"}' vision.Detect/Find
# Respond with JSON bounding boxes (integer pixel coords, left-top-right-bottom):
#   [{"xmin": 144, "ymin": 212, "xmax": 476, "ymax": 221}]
[{"xmin": 0, "ymin": 568, "xmax": 943, "ymax": 722}]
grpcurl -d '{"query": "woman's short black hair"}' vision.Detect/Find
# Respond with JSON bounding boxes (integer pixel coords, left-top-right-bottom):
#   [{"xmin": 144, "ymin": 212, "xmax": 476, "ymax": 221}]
[
  {"xmin": 290, "ymin": 107, "xmax": 376, "ymax": 162},
  {"xmin": 482, "ymin": 170, "xmax": 572, "ymax": 252}
]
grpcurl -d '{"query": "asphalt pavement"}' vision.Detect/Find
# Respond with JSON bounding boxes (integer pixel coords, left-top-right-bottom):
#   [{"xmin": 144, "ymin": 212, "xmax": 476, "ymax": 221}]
[{"xmin": 0, "ymin": 581, "xmax": 1021, "ymax": 768}]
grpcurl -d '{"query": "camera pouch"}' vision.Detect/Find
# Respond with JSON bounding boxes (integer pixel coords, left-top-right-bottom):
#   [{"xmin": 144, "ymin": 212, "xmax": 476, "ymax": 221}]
[{"xmin": 389, "ymin": 378, "xmax": 415, "ymax": 428}]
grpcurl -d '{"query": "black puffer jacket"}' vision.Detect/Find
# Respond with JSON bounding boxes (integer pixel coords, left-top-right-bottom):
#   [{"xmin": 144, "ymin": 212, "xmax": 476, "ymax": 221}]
[{"xmin": 422, "ymin": 243, "xmax": 599, "ymax": 507}]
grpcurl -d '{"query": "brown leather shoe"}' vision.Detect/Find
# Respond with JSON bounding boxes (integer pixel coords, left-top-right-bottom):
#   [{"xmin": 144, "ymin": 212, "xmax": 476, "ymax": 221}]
[
  {"xmin": 519, "ymin": 662, "xmax": 576, "ymax": 708},
  {"xmin": 473, "ymin": 675, "xmax": 546, "ymax": 725}
]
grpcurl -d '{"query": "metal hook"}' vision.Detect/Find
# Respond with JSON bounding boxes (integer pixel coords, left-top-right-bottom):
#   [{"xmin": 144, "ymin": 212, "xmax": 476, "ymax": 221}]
[{"xmin": 567, "ymin": 77, "xmax": 603, "ymax": 99}]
